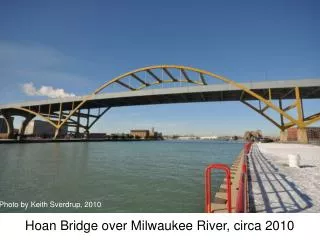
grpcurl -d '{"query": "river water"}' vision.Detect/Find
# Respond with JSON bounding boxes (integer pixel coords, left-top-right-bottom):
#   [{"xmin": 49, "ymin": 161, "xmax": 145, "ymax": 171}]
[{"xmin": 0, "ymin": 140, "xmax": 242, "ymax": 213}]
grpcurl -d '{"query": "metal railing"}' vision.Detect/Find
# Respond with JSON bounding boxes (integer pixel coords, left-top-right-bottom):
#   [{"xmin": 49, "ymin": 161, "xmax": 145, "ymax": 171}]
[
  {"xmin": 205, "ymin": 163, "xmax": 232, "ymax": 213},
  {"xmin": 235, "ymin": 156, "xmax": 248, "ymax": 213},
  {"xmin": 205, "ymin": 142, "xmax": 252, "ymax": 213},
  {"xmin": 235, "ymin": 142, "xmax": 252, "ymax": 212}
]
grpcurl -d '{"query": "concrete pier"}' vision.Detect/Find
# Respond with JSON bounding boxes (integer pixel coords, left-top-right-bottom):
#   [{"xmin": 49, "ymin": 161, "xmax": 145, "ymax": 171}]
[{"xmin": 297, "ymin": 128, "xmax": 308, "ymax": 144}]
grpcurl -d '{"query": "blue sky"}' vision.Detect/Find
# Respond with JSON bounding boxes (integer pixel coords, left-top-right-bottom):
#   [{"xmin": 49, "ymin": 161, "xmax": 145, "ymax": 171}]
[{"xmin": 0, "ymin": 0, "xmax": 319, "ymax": 136}]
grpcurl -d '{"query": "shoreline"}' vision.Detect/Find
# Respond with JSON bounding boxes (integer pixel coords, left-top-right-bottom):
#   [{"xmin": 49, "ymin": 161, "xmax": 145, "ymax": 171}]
[
  {"xmin": 0, "ymin": 138, "xmax": 163, "ymax": 144},
  {"xmin": 0, "ymin": 138, "xmax": 244, "ymax": 144}
]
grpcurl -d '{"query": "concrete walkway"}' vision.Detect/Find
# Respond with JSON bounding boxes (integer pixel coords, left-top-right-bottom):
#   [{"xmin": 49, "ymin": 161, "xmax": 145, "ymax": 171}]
[{"xmin": 248, "ymin": 143, "xmax": 316, "ymax": 213}]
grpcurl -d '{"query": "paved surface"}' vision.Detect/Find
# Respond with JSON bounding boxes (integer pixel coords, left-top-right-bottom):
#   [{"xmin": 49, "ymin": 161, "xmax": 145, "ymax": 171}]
[{"xmin": 248, "ymin": 144, "xmax": 315, "ymax": 213}]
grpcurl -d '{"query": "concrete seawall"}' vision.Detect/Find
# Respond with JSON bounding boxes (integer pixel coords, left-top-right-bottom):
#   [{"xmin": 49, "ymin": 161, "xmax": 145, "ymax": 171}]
[{"xmin": 210, "ymin": 149, "xmax": 246, "ymax": 213}]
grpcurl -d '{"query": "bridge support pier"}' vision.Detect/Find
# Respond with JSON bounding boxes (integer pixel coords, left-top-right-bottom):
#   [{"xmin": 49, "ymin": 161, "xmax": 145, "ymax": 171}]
[
  {"xmin": 54, "ymin": 128, "xmax": 60, "ymax": 139},
  {"xmin": 297, "ymin": 128, "xmax": 308, "ymax": 144},
  {"xmin": 75, "ymin": 110, "xmax": 81, "ymax": 138},
  {"xmin": 20, "ymin": 114, "xmax": 35, "ymax": 137},
  {"xmin": 83, "ymin": 130, "xmax": 89, "ymax": 139},
  {"xmin": 1, "ymin": 111, "xmax": 14, "ymax": 139},
  {"xmin": 279, "ymin": 130, "xmax": 287, "ymax": 142},
  {"xmin": 279, "ymin": 128, "xmax": 308, "ymax": 143}
]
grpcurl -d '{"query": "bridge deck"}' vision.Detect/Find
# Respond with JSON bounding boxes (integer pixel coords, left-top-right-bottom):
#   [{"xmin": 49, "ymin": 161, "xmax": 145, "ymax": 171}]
[{"xmin": 0, "ymin": 79, "xmax": 319, "ymax": 113}]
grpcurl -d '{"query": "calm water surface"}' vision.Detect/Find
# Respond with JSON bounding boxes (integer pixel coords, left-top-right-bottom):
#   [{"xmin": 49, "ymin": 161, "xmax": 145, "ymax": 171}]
[{"xmin": 0, "ymin": 140, "xmax": 242, "ymax": 212}]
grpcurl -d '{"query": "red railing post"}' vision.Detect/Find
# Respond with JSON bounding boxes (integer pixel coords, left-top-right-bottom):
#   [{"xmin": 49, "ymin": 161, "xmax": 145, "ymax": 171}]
[
  {"xmin": 244, "ymin": 142, "xmax": 252, "ymax": 155},
  {"xmin": 205, "ymin": 143, "xmax": 252, "ymax": 213},
  {"xmin": 235, "ymin": 168, "xmax": 246, "ymax": 213},
  {"xmin": 243, "ymin": 162, "xmax": 247, "ymax": 213},
  {"xmin": 205, "ymin": 164, "xmax": 231, "ymax": 213},
  {"xmin": 235, "ymin": 142, "xmax": 251, "ymax": 213}
]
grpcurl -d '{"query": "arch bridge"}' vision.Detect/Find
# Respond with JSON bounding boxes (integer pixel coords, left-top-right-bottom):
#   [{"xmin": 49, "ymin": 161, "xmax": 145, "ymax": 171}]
[{"xmin": 0, "ymin": 65, "xmax": 319, "ymax": 143}]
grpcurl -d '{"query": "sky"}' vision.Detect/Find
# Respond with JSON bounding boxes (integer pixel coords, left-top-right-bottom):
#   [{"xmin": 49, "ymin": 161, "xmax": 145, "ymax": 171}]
[{"xmin": 0, "ymin": 0, "xmax": 319, "ymax": 136}]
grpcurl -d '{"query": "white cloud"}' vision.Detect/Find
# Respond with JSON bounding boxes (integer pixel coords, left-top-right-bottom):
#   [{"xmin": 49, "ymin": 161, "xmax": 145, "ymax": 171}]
[
  {"xmin": 22, "ymin": 82, "xmax": 76, "ymax": 98},
  {"xmin": 0, "ymin": 41, "xmax": 97, "ymax": 103}
]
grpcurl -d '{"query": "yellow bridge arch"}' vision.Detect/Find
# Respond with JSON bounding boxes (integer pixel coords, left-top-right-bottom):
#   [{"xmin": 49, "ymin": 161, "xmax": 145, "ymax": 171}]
[{"xmin": 4, "ymin": 65, "xmax": 319, "ymax": 141}]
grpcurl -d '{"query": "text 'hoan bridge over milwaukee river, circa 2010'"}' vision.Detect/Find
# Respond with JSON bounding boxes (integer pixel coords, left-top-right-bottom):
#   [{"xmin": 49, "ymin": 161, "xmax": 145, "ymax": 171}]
[{"xmin": 0, "ymin": 65, "xmax": 319, "ymax": 143}]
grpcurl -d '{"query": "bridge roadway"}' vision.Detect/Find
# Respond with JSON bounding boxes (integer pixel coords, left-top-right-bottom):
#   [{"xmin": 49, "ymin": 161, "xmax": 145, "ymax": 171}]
[
  {"xmin": 0, "ymin": 78, "xmax": 319, "ymax": 141},
  {"xmin": 1, "ymin": 79, "xmax": 320, "ymax": 112}
]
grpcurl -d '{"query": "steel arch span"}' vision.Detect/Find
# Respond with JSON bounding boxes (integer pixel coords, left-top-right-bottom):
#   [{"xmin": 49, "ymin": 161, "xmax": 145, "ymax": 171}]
[
  {"xmin": 1, "ymin": 65, "xmax": 319, "ymax": 141},
  {"xmin": 60, "ymin": 65, "xmax": 317, "ymax": 131}
]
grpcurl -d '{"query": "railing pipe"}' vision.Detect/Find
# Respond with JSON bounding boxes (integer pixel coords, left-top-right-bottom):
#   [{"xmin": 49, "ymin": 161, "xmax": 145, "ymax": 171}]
[
  {"xmin": 205, "ymin": 142, "xmax": 252, "ymax": 213},
  {"xmin": 205, "ymin": 163, "xmax": 231, "ymax": 213},
  {"xmin": 235, "ymin": 142, "xmax": 252, "ymax": 212},
  {"xmin": 235, "ymin": 162, "xmax": 247, "ymax": 213}
]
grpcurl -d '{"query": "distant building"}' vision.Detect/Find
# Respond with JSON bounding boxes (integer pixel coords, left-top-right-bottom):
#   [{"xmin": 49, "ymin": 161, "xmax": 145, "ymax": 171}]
[
  {"xmin": 200, "ymin": 136, "xmax": 218, "ymax": 140},
  {"xmin": 130, "ymin": 128, "xmax": 162, "ymax": 139},
  {"xmin": 130, "ymin": 129, "xmax": 150, "ymax": 139},
  {"xmin": 87, "ymin": 133, "xmax": 107, "ymax": 139},
  {"xmin": 177, "ymin": 136, "xmax": 198, "ymax": 140},
  {"xmin": 25, "ymin": 120, "xmax": 68, "ymax": 138},
  {"xmin": 149, "ymin": 127, "xmax": 162, "ymax": 139},
  {"xmin": 244, "ymin": 130, "xmax": 263, "ymax": 141}
]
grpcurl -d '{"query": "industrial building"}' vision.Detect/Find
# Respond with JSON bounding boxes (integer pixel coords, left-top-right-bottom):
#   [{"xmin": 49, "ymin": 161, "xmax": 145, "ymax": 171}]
[
  {"xmin": 130, "ymin": 129, "xmax": 149, "ymax": 139},
  {"xmin": 130, "ymin": 128, "xmax": 162, "ymax": 139},
  {"xmin": 87, "ymin": 133, "xmax": 107, "ymax": 139},
  {"xmin": 149, "ymin": 127, "xmax": 162, "ymax": 139},
  {"xmin": 25, "ymin": 120, "xmax": 68, "ymax": 138}
]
